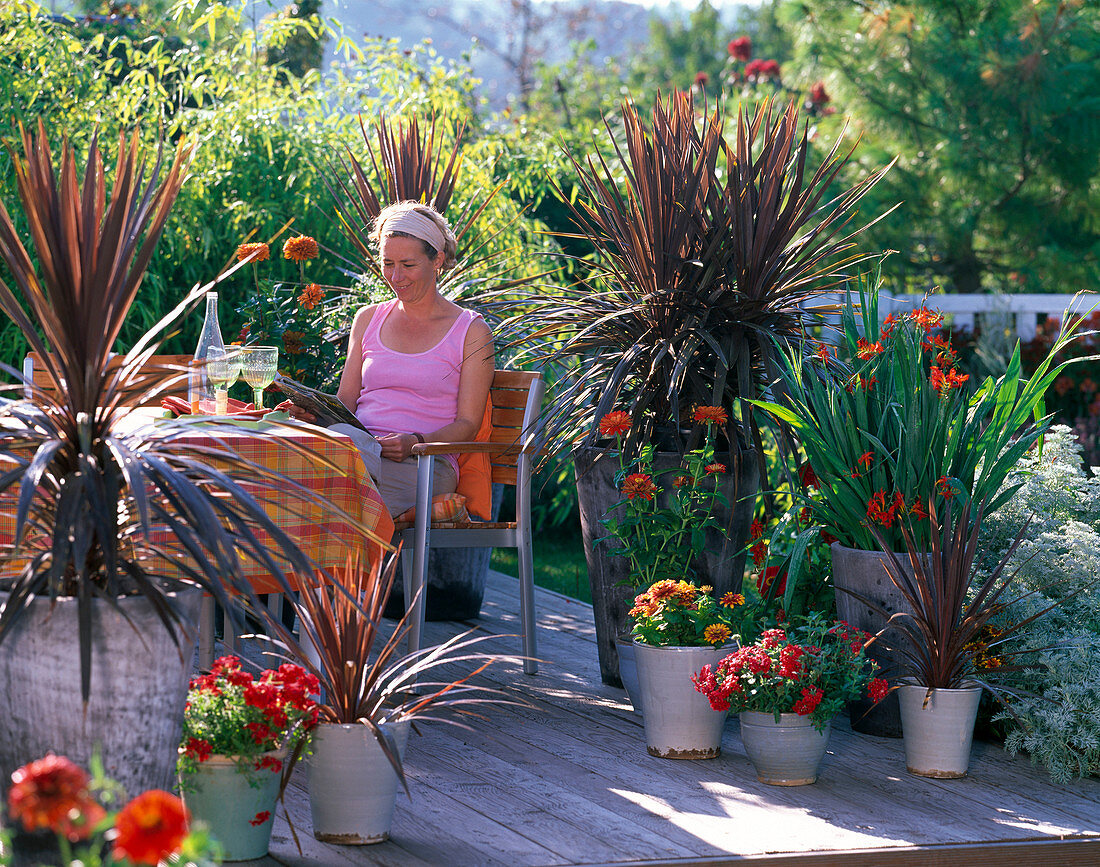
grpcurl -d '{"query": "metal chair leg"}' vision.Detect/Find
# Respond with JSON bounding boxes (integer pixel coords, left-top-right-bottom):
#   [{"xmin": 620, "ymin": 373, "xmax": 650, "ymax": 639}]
[{"xmin": 407, "ymin": 454, "xmax": 435, "ymax": 660}]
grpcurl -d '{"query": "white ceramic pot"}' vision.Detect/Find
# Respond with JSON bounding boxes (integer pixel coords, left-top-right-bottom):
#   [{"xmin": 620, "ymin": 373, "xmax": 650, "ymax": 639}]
[
  {"xmin": 614, "ymin": 635, "xmax": 641, "ymax": 712},
  {"xmin": 633, "ymin": 641, "xmax": 726, "ymax": 759},
  {"xmin": 308, "ymin": 720, "xmax": 410, "ymax": 844},
  {"xmin": 738, "ymin": 712, "xmax": 832, "ymax": 786},
  {"xmin": 898, "ymin": 681, "xmax": 982, "ymax": 778}
]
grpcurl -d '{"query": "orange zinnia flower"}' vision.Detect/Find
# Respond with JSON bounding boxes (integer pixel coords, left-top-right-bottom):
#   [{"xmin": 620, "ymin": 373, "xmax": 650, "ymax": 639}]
[
  {"xmin": 692, "ymin": 405, "xmax": 729, "ymax": 426},
  {"xmin": 112, "ymin": 790, "xmax": 190, "ymax": 866},
  {"xmin": 721, "ymin": 592, "xmax": 745, "ymax": 607},
  {"xmin": 283, "ymin": 330, "xmax": 305, "ymax": 355},
  {"xmin": 621, "ymin": 473, "xmax": 657, "ymax": 500},
  {"xmin": 7, "ymin": 754, "xmax": 105, "ymax": 842},
  {"xmin": 299, "ymin": 282, "xmax": 324, "ymax": 310},
  {"xmin": 705, "ymin": 462, "xmax": 725, "ymax": 474},
  {"xmin": 598, "ymin": 410, "xmax": 632, "ymax": 438},
  {"xmin": 283, "ymin": 235, "xmax": 319, "ymax": 262},
  {"xmin": 235, "ymin": 242, "xmax": 270, "ymax": 263},
  {"xmin": 704, "ymin": 624, "xmax": 732, "ymax": 645}
]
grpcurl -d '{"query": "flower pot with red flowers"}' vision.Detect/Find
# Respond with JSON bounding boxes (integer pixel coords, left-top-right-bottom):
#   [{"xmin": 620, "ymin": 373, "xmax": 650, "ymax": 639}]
[
  {"xmin": 5, "ymin": 753, "xmax": 216, "ymax": 867},
  {"xmin": 693, "ymin": 616, "xmax": 888, "ymax": 785},
  {"xmin": 629, "ymin": 579, "xmax": 749, "ymax": 759},
  {"xmin": 177, "ymin": 656, "xmax": 319, "ymax": 860},
  {"xmin": 752, "ymin": 270, "xmax": 1090, "ymax": 736},
  {"xmin": 486, "ymin": 94, "xmax": 891, "ymax": 687}
]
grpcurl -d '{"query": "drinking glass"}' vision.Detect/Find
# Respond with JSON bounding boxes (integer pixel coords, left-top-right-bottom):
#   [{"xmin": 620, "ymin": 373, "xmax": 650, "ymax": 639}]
[
  {"xmin": 240, "ymin": 345, "xmax": 279, "ymax": 409},
  {"xmin": 207, "ymin": 347, "xmax": 241, "ymax": 416}
]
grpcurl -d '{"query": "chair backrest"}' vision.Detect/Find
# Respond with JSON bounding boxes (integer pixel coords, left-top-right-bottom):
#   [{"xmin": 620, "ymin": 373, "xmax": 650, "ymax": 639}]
[
  {"xmin": 488, "ymin": 369, "xmax": 544, "ymax": 488},
  {"xmin": 23, "ymin": 351, "xmax": 192, "ymax": 408}
]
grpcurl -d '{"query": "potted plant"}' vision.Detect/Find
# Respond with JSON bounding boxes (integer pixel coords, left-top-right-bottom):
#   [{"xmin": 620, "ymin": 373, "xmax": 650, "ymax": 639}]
[
  {"xmin": 628, "ymin": 578, "xmax": 747, "ymax": 759},
  {"xmin": 753, "ymin": 271, "xmax": 1089, "ymax": 734},
  {"xmin": 693, "ymin": 616, "xmax": 888, "ymax": 785},
  {"xmin": 867, "ymin": 501, "xmax": 1088, "ymax": 779},
  {"xmin": 488, "ymin": 93, "xmax": 892, "ymax": 686},
  {"xmin": 177, "ymin": 656, "xmax": 319, "ymax": 861},
  {"xmin": 0, "ymin": 126, "xmax": 377, "ymax": 799},
  {"xmin": 261, "ymin": 553, "xmax": 522, "ymax": 845}
]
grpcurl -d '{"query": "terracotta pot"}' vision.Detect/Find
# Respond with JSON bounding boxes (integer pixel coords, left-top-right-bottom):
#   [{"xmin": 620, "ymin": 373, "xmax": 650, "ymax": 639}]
[{"xmin": 575, "ymin": 445, "xmax": 758, "ymax": 686}]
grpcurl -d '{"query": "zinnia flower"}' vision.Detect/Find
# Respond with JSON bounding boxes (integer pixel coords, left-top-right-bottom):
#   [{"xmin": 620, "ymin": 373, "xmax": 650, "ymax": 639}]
[
  {"xmin": 112, "ymin": 790, "xmax": 190, "ymax": 866},
  {"xmin": 7, "ymin": 754, "xmax": 105, "ymax": 841},
  {"xmin": 704, "ymin": 623, "xmax": 732, "ymax": 645},
  {"xmin": 299, "ymin": 282, "xmax": 324, "ymax": 310},
  {"xmin": 235, "ymin": 242, "xmax": 270, "ymax": 263},
  {"xmin": 283, "ymin": 330, "xmax": 305, "ymax": 355},
  {"xmin": 693, "ymin": 405, "xmax": 729, "ymax": 426},
  {"xmin": 598, "ymin": 410, "xmax": 631, "ymax": 438},
  {"xmin": 721, "ymin": 592, "xmax": 745, "ymax": 607},
  {"xmin": 282, "ymin": 235, "xmax": 319, "ymax": 262},
  {"xmin": 704, "ymin": 462, "xmax": 725, "ymax": 474},
  {"xmin": 622, "ymin": 473, "xmax": 657, "ymax": 500}
]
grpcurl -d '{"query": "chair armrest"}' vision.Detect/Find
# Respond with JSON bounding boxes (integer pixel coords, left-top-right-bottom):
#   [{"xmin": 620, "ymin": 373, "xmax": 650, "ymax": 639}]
[{"xmin": 411, "ymin": 441, "xmax": 530, "ymax": 457}]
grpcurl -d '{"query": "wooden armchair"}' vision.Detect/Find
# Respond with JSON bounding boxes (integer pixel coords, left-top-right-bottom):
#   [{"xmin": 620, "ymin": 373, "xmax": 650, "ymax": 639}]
[{"xmin": 394, "ymin": 370, "xmax": 544, "ymax": 675}]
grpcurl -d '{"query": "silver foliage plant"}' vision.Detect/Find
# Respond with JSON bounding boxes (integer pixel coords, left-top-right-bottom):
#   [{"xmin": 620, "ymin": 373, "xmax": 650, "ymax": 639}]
[{"xmin": 977, "ymin": 426, "xmax": 1100, "ymax": 782}]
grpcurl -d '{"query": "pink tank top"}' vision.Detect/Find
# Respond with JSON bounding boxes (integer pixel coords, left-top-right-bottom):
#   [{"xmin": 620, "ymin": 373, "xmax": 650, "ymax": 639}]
[{"xmin": 355, "ymin": 299, "xmax": 481, "ymax": 476}]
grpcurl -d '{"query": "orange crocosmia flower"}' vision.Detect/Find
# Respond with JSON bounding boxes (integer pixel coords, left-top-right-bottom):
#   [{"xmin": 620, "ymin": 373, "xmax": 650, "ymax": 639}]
[
  {"xmin": 857, "ymin": 451, "xmax": 874, "ymax": 469},
  {"xmin": 112, "ymin": 790, "xmax": 190, "ymax": 867},
  {"xmin": 299, "ymin": 282, "xmax": 324, "ymax": 310},
  {"xmin": 692, "ymin": 405, "xmax": 729, "ymax": 426},
  {"xmin": 598, "ymin": 410, "xmax": 632, "ymax": 438},
  {"xmin": 881, "ymin": 313, "xmax": 898, "ymax": 337},
  {"xmin": 936, "ymin": 476, "xmax": 955, "ymax": 499},
  {"xmin": 814, "ymin": 341, "xmax": 831, "ymax": 360},
  {"xmin": 856, "ymin": 338, "xmax": 884, "ymax": 359},
  {"xmin": 282, "ymin": 235, "xmax": 319, "ymax": 262},
  {"xmin": 235, "ymin": 242, "xmax": 270, "ymax": 263},
  {"xmin": 910, "ymin": 499, "xmax": 930, "ymax": 520},
  {"xmin": 909, "ymin": 306, "xmax": 944, "ymax": 331},
  {"xmin": 621, "ymin": 473, "xmax": 657, "ymax": 500}
]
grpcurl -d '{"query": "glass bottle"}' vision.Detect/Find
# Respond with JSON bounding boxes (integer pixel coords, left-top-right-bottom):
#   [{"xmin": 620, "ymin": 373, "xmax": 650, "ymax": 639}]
[{"xmin": 189, "ymin": 291, "xmax": 226, "ymax": 414}]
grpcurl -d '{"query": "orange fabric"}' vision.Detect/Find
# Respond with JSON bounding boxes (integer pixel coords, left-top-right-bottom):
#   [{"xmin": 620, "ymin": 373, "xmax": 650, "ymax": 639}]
[
  {"xmin": 455, "ymin": 397, "xmax": 493, "ymax": 519},
  {"xmin": 394, "ymin": 493, "xmax": 469, "ymax": 525}
]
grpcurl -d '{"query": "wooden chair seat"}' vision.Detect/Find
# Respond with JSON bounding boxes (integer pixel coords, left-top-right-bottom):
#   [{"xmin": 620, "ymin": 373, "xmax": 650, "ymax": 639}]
[{"xmin": 398, "ymin": 369, "xmax": 544, "ymax": 675}]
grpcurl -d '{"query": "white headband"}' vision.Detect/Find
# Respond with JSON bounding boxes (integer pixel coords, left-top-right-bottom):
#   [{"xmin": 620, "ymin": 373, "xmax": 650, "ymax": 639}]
[{"xmin": 379, "ymin": 209, "xmax": 447, "ymax": 254}]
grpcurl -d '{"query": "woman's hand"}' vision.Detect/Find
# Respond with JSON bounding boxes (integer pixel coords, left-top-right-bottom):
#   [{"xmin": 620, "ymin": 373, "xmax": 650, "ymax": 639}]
[
  {"xmin": 274, "ymin": 399, "xmax": 317, "ymax": 423},
  {"xmin": 377, "ymin": 432, "xmax": 419, "ymax": 462}
]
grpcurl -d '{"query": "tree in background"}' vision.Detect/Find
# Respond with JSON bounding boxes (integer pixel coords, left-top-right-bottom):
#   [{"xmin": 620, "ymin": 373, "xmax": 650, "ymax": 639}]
[
  {"xmin": 785, "ymin": 0, "xmax": 1100, "ymax": 294},
  {"xmin": 265, "ymin": 0, "xmax": 328, "ymax": 81}
]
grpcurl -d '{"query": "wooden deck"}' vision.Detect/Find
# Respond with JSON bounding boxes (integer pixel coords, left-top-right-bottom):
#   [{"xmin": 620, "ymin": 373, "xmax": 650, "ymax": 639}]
[{"xmin": 234, "ymin": 571, "xmax": 1099, "ymax": 866}]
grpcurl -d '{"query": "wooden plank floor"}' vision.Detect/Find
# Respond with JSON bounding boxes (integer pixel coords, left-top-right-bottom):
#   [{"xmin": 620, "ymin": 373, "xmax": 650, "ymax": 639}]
[{"xmin": 222, "ymin": 571, "xmax": 1100, "ymax": 867}]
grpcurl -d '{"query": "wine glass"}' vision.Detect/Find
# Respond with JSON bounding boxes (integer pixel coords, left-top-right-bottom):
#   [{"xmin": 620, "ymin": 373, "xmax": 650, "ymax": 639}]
[
  {"xmin": 207, "ymin": 347, "xmax": 241, "ymax": 416},
  {"xmin": 240, "ymin": 345, "xmax": 279, "ymax": 409}
]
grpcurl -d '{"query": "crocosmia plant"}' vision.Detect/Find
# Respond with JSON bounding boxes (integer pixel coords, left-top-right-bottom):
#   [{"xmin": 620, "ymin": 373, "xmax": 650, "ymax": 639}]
[
  {"xmin": 629, "ymin": 579, "xmax": 746, "ymax": 648},
  {"xmin": 178, "ymin": 656, "xmax": 319, "ymax": 784},
  {"xmin": 599, "ymin": 405, "xmax": 730, "ymax": 587},
  {"xmin": 692, "ymin": 615, "xmax": 889, "ymax": 731},
  {"xmin": 755, "ymin": 270, "xmax": 1089, "ymax": 556}
]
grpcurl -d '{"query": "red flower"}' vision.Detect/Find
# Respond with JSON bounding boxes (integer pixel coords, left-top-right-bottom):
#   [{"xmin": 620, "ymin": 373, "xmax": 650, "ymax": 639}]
[
  {"xmin": 250, "ymin": 811, "xmax": 271, "ymax": 827},
  {"xmin": 757, "ymin": 566, "xmax": 787, "ymax": 598},
  {"xmin": 856, "ymin": 337, "xmax": 884, "ymax": 359},
  {"xmin": 113, "ymin": 790, "xmax": 190, "ymax": 866},
  {"xmin": 704, "ymin": 462, "xmax": 726, "ymax": 475},
  {"xmin": 820, "ymin": 529, "xmax": 838, "ymax": 545},
  {"xmin": 910, "ymin": 499, "xmax": 930, "ymax": 521},
  {"xmin": 869, "ymin": 678, "xmax": 890, "ymax": 703},
  {"xmin": 798, "ymin": 462, "xmax": 819, "ymax": 490},
  {"xmin": 750, "ymin": 518, "xmax": 765, "ymax": 540},
  {"xmin": 598, "ymin": 410, "xmax": 631, "ymax": 438},
  {"xmin": 185, "ymin": 737, "xmax": 212, "ymax": 763},
  {"xmin": 809, "ymin": 81, "xmax": 830, "ymax": 105},
  {"xmin": 909, "ymin": 306, "xmax": 944, "ymax": 331},
  {"xmin": 693, "ymin": 405, "xmax": 729, "ymax": 426},
  {"xmin": 866, "ymin": 490, "xmax": 899, "ymax": 527},
  {"xmin": 210, "ymin": 655, "xmax": 241, "ymax": 675},
  {"xmin": 814, "ymin": 341, "xmax": 831, "ymax": 361},
  {"xmin": 694, "ymin": 71, "xmax": 709, "ymax": 87},
  {"xmin": 936, "ymin": 476, "xmax": 955, "ymax": 499},
  {"xmin": 751, "ymin": 540, "xmax": 768, "ymax": 567},
  {"xmin": 881, "ymin": 313, "xmax": 898, "ymax": 338},
  {"xmin": 7, "ymin": 754, "xmax": 105, "ymax": 842},
  {"xmin": 792, "ymin": 686, "xmax": 824, "ymax": 715},
  {"xmin": 622, "ymin": 473, "xmax": 657, "ymax": 500},
  {"xmin": 857, "ymin": 451, "xmax": 874, "ymax": 470},
  {"xmin": 728, "ymin": 35, "xmax": 752, "ymax": 60},
  {"xmin": 255, "ymin": 755, "xmax": 283, "ymax": 773}
]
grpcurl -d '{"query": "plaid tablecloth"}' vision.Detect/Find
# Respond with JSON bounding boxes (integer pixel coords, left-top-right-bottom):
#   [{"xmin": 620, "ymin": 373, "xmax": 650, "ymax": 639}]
[{"xmin": 170, "ymin": 424, "xmax": 395, "ymax": 593}]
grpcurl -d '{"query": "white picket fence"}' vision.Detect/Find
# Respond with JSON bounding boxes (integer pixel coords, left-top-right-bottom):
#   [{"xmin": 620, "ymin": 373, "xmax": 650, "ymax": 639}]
[{"xmin": 819, "ymin": 292, "xmax": 1098, "ymax": 341}]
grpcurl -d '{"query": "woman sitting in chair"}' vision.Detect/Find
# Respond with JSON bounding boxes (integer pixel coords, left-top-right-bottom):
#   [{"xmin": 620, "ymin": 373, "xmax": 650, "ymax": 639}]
[{"xmin": 282, "ymin": 201, "xmax": 494, "ymax": 518}]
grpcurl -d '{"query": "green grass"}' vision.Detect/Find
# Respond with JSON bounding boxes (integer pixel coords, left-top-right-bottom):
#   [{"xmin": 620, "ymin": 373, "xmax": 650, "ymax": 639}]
[{"xmin": 491, "ymin": 525, "xmax": 591, "ymax": 603}]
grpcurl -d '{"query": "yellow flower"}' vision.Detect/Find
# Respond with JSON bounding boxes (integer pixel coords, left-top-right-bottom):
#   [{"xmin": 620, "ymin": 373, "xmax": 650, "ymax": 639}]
[
  {"xmin": 704, "ymin": 624, "xmax": 731, "ymax": 645},
  {"xmin": 282, "ymin": 235, "xmax": 319, "ymax": 262}
]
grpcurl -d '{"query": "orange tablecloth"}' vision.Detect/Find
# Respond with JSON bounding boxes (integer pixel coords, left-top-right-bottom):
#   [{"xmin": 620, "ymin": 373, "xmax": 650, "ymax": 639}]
[{"xmin": 169, "ymin": 423, "xmax": 394, "ymax": 593}]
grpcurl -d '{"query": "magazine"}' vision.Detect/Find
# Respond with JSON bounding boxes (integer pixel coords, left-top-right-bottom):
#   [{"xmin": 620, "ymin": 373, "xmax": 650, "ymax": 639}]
[{"xmin": 272, "ymin": 373, "xmax": 367, "ymax": 431}]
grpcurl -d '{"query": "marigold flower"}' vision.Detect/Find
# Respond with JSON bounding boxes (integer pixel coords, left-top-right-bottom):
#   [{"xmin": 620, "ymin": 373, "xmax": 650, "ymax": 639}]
[
  {"xmin": 704, "ymin": 462, "xmax": 726, "ymax": 474},
  {"xmin": 282, "ymin": 234, "xmax": 319, "ymax": 262},
  {"xmin": 235, "ymin": 242, "xmax": 270, "ymax": 263},
  {"xmin": 112, "ymin": 790, "xmax": 190, "ymax": 866},
  {"xmin": 622, "ymin": 473, "xmax": 657, "ymax": 500},
  {"xmin": 721, "ymin": 592, "xmax": 745, "ymax": 607},
  {"xmin": 7, "ymin": 754, "xmax": 104, "ymax": 841},
  {"xmin": 299, "ymin": 282, "xmax": 325, "ymax": 310},
  {"xmin": 693, "ymin": 405, "xmax": 729, "ymax": 426},
  {"xmin": 598, "ymin": 410, "xmax": 631, "ymax": 438},
  {"xmin": 704, "ymin": 623, "xmax": 732, "ymax": 645}
]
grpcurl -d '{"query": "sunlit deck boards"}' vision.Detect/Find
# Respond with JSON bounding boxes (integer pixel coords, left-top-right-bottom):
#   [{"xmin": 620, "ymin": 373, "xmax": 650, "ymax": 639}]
[{"xmin": 239, "ymin": 571, "xmax": 1099, "ymax": 866}]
